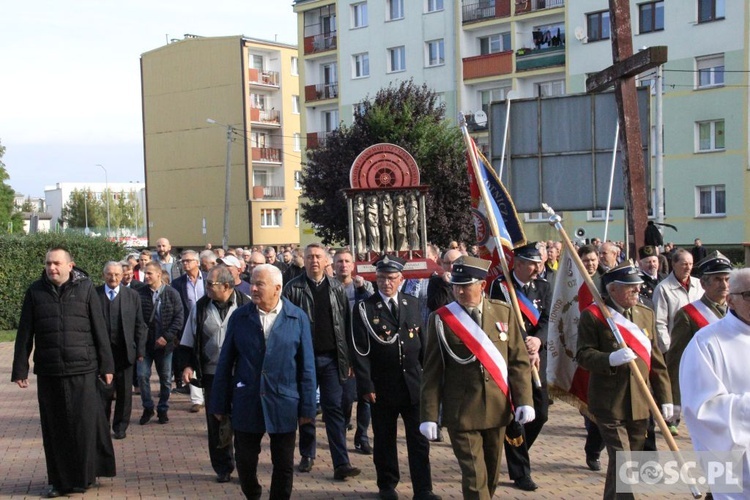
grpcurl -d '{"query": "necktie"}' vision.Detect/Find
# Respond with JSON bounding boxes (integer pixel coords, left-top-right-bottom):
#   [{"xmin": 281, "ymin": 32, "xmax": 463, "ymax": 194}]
[
  {"xmin": 390, "ymin": 298, "xmax": 399, "ymax": 322},
  {"xmin": 624, "ymin": 308, "xmax": 633, "ymax": 321},
  {"xmin": 470, "ymin": 307, "xmax": 481, "ymax": 326},
  {"xmin": 109, "ymin": 290, "xmax": 116, "ymax": 301}
]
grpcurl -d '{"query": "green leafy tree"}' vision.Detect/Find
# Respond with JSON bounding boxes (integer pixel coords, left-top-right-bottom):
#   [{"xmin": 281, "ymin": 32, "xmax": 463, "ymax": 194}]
[
  {"xmin": 20, "ymin": 197, "xmax": 36, "ymax": 213},
  {"xmin": 111, "ymin": 189, "xmax": 142, "ymax": 233},
  {"xmin": 301, "ymin": 80, "xmax": 472, "ymax": 247},
  {"xmin": 60, "ymin": 188, "xmax": 105, "ymax": 229},
  {"xmin": 0, "ymin": 140, "xmax": 24, "ymax": 234}
]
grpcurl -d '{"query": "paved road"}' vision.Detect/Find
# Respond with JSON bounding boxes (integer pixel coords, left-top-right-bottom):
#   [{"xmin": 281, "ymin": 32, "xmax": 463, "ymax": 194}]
[{"xmin": 0, "ymin": 342, "xmax": 693, "ymax": 499}]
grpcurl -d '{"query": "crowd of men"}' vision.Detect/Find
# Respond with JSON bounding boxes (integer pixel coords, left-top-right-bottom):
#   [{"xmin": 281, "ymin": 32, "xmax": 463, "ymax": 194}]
[{"xmin": 10, "ymin": 235, "xmax": 749, "ymax": 499}]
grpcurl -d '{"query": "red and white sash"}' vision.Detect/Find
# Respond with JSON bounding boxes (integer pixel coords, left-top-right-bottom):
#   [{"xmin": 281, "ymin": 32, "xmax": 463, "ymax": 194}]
[
  {"xmin": 682, "ymin": 300, "xmax": 721, "ymax": 330},
  {"xmin": 588, "ymin": 306, "xmax": 652, "ymax": 371},
  {"xmin": 437, "ymin": 302, "xmax": 510, "ymax": 402}
]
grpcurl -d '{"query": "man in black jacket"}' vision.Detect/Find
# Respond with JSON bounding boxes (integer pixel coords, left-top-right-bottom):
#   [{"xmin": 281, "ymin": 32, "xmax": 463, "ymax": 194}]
[
  {"xmin": 97, "ymin": 261, "xmax": 148, "ymax": 440},
  {"xmin": 137, "ymin": 261, "xmax": 184, "ymax": 425},
  {"xmin": 282, "ymin": 243, "xmax": 361, "ymax": 480},
  {"xmin": 12, "ymin": 247, "xmax": 115, "ymax": 498}
]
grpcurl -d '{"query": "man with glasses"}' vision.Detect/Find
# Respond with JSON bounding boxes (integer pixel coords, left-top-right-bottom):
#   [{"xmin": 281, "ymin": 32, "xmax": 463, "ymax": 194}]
[
  {"xmin": 680, "ymin": 267, "xmax": 750, "ymax": 499},
  {"xmin": 179, "ymin": 265, "xmax": 250, "ymax": 483},
  {"xmin": 427, "ymin": 248, "xmax": 462, "ymax": 313}
]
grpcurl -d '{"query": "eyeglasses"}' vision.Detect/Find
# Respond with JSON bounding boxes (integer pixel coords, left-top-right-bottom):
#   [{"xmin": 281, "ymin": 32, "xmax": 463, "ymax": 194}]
[
  {"xmin": 730, "ymin": 291, "xmax": 750, "ymax": 301},
  {"xmin": 206, "ymin": 281, "xmax": 226, "ymax": 288},
  {"xmin": 376, "ymin": 275, "xmax": 400, "ymax": 283}
]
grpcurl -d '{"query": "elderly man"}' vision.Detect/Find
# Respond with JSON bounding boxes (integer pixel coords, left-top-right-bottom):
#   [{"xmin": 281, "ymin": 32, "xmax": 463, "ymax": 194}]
[
  {"xmin": 199, "ymin": 250, "xmax": 217, "ymax": 273},
  {"xmin": 121, "ymin": 261, "xmax": 146, "ymax": 290},
  {"xmin": 210, "ymin": 264, "xmax": 316, "ymax": 499},
  {"xmin": 137, "ymin": 262, "xmax": 184, "ymax": 425},
  {"xmin": 427, "ymin": 248, "xmax": 462, "ymax": 313},
  {"xmin": 652, "ymin": 248, "xmax": 703, "ymax": 353},
  {"xmin": 179, "ymin": 265, "xmax": 251, "ymax": 483},
  {"xmin": 638, "ymin": 245, "xmax": 667, "ymax": 305},
  {"xmin": 154, "ymin": 237, "xmax": 183, "ymax": 282},
  {"xmin": 666, "ymin": 251, "xmax": 732, "ymax": 435},
  {"xmin": 12, "ymin": 248, "xmax": 115, "ymax": 498},
  {"xmin": 352, "ymin": 255, "xmax": 439, "ymax": 500},
  {"xmin": 265, "ymin": 246, "xmax": 289, "ymax": 273},
  {"xmin": 283, "ymin": 243, "xmax": 360, "ymax": 480},
  {"xmin": 680, "ymin": 268, "xmax": 750, "ymax": 500},
  {"xmin": 218, "ymin": 254, "xmax": 251, "ymax": 296},
  {"xmin": 97, "ymin": 261, "xmax": 148, "ymax": 439},
  {"xmin": 597, "ymin": 242, "xmax": 620, "ymax": 273},
  {"xmin": 421, "ymin": 256, "xmax": 533, "ymax": 500},
  {"xmin": 243, "ymin": 251, "xmax": 267, "ymax": 282},
  {"xmin": 577, "ymin": 262, "xmax": 672, "ymax": 500}
]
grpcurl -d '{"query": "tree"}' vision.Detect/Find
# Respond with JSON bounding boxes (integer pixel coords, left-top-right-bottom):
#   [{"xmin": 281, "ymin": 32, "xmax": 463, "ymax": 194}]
[
  {"xmin": 0, "ymin": 140, "xmax": 24, "ymax": 234},
  {"xmin": 301, "ymin": 80, "xmax": 473, "ymax": 247},
  {"xmin": 20, "ymin": 197, "xmax": 35, "ymax": 213},
  {"xmin": 60, "ymin": 188, "xmax": 105, "ymax": 229}
]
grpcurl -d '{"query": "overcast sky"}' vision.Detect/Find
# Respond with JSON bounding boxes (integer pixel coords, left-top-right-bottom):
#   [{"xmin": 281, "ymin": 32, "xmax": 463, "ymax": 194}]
[{"xmin": 0, "ymin": 1, "xmax": 298, "ymax": 198}]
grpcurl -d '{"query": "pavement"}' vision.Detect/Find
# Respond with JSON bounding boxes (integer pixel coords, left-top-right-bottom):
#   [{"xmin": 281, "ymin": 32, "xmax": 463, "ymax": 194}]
[{"xmin": 0, "ymin": 341, "xmax": 696, "ymax": 499}]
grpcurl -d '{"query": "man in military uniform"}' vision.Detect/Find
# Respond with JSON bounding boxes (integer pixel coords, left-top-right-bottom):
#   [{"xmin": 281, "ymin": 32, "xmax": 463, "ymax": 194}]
[
  {"xmin": 420, "ymin": 256, "xmax": 534, "ymax": 500},
  {"xmin": 577, "ymin": 263, "xmax": 673, "ymax": 500},
  {"xmin": 351, "ymin": 255, "xmax": 439, "ymax": 500},
  {"xmin": 665, "ymin": 251, "xmax": 731, "ymax": 434},
  {"xmin": 488, "ymin": 242, "xmax": 550, "ymax": 491},
  {"xmin": 637, "ymin": 245, "xmax": 666, "ymax": 306}
]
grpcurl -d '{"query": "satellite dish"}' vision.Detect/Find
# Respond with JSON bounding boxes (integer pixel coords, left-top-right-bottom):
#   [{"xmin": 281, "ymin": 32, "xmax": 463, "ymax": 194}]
[
  {"xmin": 574, "ymin": 26, "xmax": 586, "ymax": 41},
  {"xmin": 473, "ymin": 110, "xmax": 488, "ymax": 128}
]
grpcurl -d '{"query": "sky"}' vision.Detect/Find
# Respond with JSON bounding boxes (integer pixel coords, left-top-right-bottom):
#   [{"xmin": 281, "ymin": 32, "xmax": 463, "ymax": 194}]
[{"xmin": 0, "ymin": 1, "xmax": 298, "ymax": 198}]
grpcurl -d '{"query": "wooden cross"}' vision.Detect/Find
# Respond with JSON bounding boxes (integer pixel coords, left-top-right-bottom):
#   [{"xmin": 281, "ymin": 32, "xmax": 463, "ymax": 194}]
[{"xmin": 585, "ymin": 0, "xmax": 667, "ymax": 256}]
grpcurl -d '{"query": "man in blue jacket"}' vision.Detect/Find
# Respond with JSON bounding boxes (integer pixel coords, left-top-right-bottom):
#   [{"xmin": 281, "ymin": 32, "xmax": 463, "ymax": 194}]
[{"xmin": 210, "ymin": 264, "xmax": 316, "ymax": 499}]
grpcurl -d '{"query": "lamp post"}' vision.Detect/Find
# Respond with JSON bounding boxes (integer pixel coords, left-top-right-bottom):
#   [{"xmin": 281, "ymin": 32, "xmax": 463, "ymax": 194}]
[
  {"xmin": 84, "ymin": 190, "xmax": 90, "ymax": 236},
  {"xmin": 96, "ymin": 164, "xmax": 111, "ymax": 238},
  {"xmin": 207, "ymin": 118, "xmax": 235, "ymax": 250}
]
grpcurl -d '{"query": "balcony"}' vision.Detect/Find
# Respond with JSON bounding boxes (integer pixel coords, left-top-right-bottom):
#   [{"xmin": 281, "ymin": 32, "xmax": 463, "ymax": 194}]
[
  {"xmin": 304, "ymin": 32, "xmax": 337, "ymax": 55},
  {"xmin": 248, "ymin": 69, "xmax": 279, "ymax": 88},
  {"xmin": 305, "ymin": 82, "xmax": 339, "ymax": 102},
  {"xmin": 462, "ymin": 51, "xmax": 513, "ymax": 80},
  {"xmin": 250, "ymin": 108, "xmax": 281, "ymax": 127},
  {"xmin": 252, "ymin": 147, "xmax": 282, "ymax": 163},
  {"xmin": 252, "ymin": 185, "xmax": 285, "ymax": 200},
  {"xmin": 306, "ymin": 131, "xmax": 330, "ymax": 149},
  {"xmin": 516, "ymin": 0, "xmax": 564, "ymax": 15},
  {"xmin": 515, "ymin": 45, "xmax": 565, "ymax": 71},
  {"xmin": 462, "ymin": 0, "xmax": 510, "ymax": 24}
]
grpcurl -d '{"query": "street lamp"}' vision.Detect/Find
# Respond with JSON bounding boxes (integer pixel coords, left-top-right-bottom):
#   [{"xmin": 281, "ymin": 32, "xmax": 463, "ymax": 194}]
[
  {"xmin": 96, "ymin": 164, "xmax": 111, "ymax": 238},
  {"xmin": 207, "ymin": 118, "xmax": 236, "ymax": 250}
]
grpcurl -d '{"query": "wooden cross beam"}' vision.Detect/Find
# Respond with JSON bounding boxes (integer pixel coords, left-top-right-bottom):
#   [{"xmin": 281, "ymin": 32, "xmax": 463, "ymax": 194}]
[{"xmin": 584, "ymin": 0, "xmax": 668, "ymax": 257}]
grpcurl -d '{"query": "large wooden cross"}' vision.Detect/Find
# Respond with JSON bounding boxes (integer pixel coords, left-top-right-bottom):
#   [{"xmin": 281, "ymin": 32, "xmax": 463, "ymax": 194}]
[{"xmin": 586, "ymin": 0, "xmax": 667, "ymax": 256}]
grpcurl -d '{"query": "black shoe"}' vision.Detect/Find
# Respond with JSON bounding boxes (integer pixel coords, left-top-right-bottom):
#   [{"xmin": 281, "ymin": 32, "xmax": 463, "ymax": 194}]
[
  {"xmin": 435, "ymin": 428, "xmax": 443, "ymax": 442},
  {"xmin": 157, "ymin": 410, "xmax": 169, "ymax": 424},
  {"xmin": 586, "ymin": 455, "xmax": 602, "ymax": 471},
  {"xmin": 334, "ymin": 463, "xmax": 361, "ymax": 480},
  {"xmin": 139, "ymin": 408, "xmax": 155, "ymax": 425},
  {"xmin": 216, "ymin": 472, "xmax": 231, "ymax": 483},
  {"xmin": 379, "ymin": 488, "xmax": 399, "ymax": 500},
  {"xmin": 414, "ymin": 492, "xmax": 442, "ymax": 500},
  {"xmin": 113, "ymin": 430, "xmax": 127, "ymax": 440},
  {"xmin": 41, "ymin": 486, "xmax": 63, "ymax": 498},
  {"xmin": 298, "ymin": 456, "xmax": 314, "ymax": 473},
  {"xmin": 172, "ymin": 385, "xmax": 190, "ymax": 394},
  {"xmin": 513, "ymin": 476, "xmax": 538, "ymax": 491},
  {"xmin": 355, "ymin": 441, "xmax": 373, "ymax": 455}
]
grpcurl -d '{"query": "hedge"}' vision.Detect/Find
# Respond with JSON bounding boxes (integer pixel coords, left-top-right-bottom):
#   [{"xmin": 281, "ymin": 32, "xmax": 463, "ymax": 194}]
[{"xmin": 0, "ymin": 233, "xmax": 126, "ymax": 330}]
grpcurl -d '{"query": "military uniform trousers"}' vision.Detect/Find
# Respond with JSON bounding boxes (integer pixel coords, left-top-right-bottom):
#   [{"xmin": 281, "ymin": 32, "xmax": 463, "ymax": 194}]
[
  {"xmin": 597, "ymin": 416, "xmax": 648, "ymax": 500},
  {"xmin": 504, "ymin": 381, "xmax": 549, "ymax": 480},
  {"xmin": 448, "ymin": 425, "xmax": 506, "ymax": 500}
]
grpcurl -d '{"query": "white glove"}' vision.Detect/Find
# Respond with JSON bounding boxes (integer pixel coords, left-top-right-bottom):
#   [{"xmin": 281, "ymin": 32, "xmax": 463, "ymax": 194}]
[
  {"xmin": 514, "ymin": 405, "xmax": 536, "ymax": 425},
  {"xmin": 419, "ymin": 422, "xmax": 438, "ymax": 441},
  {"xmin": 609, "ymin": 347, "xmax": 637, "ymax": 367},
  {"xmin": 662, "ymin": 403, "xmax": 674, "ymax": 422},
  {"xmin": 673, "ymin": 405, "xmax": 681, "ymax": 422}
]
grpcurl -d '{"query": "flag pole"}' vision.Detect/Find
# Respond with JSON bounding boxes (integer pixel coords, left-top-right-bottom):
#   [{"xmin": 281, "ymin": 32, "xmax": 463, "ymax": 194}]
[
  {"xmin": 542, "ymin": 203, "xmax": 701, "ymax": 499},
  {"xmin": 459, "ymin": 114, "xmax": 541, "ymax": 388}
]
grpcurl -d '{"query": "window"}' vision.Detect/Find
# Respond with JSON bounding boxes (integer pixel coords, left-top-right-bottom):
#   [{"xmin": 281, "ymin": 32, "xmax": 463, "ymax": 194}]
[
  {"xmin": 639, "ymin": 1, "xmax": 664, "ymax": 33},
  {"xmin": 294, "ymin": 171, "xmax": 302, "ymax": 189},
  {"xmin": 479, "ymin": 33, "xmax": 510, "ymax": 55},
  {"xmin": 353, "ymin": 53, "xmax": 370, "ymax": 78},
  {"xmin": 353, "ymin": 102, "xmax": 366, "ymax": 118},
  {"xmin": 251, "ymin": 132, "xmax": 268, "ymax": 148},
  {"xmin": 698, "ymin": 0, "xmax": 725, "ymax": 23},
  {"xmin": 388, "ymin": 46, "xmax": 406, "ymax": 73},
  {"xmin": 387, "ymin": 0, "xmax": 404, "ymax": 20},
  {"xmin": 295, "ymin": 209, "xmax": 300, "ymax": 227},
  {"xmin": 696, "ymin": 54, "xmax": 725, "ymax": 88},
  {"xmin": 251, "ymin": 93, "xmax": 267, "ymax": 110},
  {"xmin": 696, "ymin": 119, "xmax": 725, "ymax": 152},
  {"xmin": 479, "ymin": 87, "xmax": 510, "ymax": 113},
  {"xmin": 426, "ymin": 39, "xmax": 445, "ymax": 67},
  {"xmin": 261, "ymin": 209, "xmax": 282, "ymax": 227},
  {"xmin": 291, "ymin": 57, "xmax": 298, "ymax": 76},
  {"xmin": 292, "ymin": 95, "xmax": 300, "ymax": 114},
  {"xmin": 696, "ymin": 185, "xmax": 726, "ymax": 216},
  {"xmin": 253, "ymin": 169, "xmax": 269, "ymax": 187},
  {"xmin": 352, "ymin": 2, "xmax": 368, "ymax": 28},
  {"xmin": 537, "ymin": 80, "xmax": 565, "ymax": 97},
  {"xmin": 293, "ymin": 133, "xmax": 301, "ymax": 152},
  {"xmin": 524, "ymin": 212, "xmax": 548, "ymax": 223},
  {"xmin": 588, "ymin": 210, "xmax": 615, "ymax": 221},
  {"xmin": 426, "ymin": 0, "xmax": 444, "ymax": 12},
  {"xmin": 323, "ymin": 110, "xmax": 339, "ymax": 132},
  {"xmin": 252, "ymin": 55, "xmax": 264, "ymax": 71},
  {"xmin": 587, "ymin": 10, "xmax": 610, "ymax": 42}
]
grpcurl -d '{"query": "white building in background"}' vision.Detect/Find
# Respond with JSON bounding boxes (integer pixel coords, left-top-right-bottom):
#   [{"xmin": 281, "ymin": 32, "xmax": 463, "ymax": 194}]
[{"xmin": 44, "ymin": 181, "xmax": 147, "ymax": 234}]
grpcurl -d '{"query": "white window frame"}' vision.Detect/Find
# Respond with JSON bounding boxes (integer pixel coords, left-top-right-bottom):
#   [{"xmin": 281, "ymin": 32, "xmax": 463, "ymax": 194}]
[
  {"xmin": 426, "ymin": 0, "xmax": 444, "ymax": 13},
  {"xmin": 293, "ymin": 133, "xmax": 301, "ymax": 152},
  {"xmin": 260, "ymin": 208, "xmax": 282, "ymax": 228},
  {"xmin": 353, "ymin": 52, "xmax": 370, "ymax": 78},
  {"xmin": 322, "ymin": 109, "xmax": 339, "ymax": 132},
  {"xmin": 425, "ymin": 39, "xmax": 445, "ymax": 67},
  {"xmin": 292, "ymin": 95, "xmax": 300, "ymax": 114},
  {"xmin": 291, "ymin": 57, "xmax": 299, "ymax": 76},
  {"xmin": 387, "ymin": 0, "xmax": 404, "ymax": 21},
  {"xmin": 479, "ymin": 33, "xmax": 510, "ymax": 55},
  {"xmin": 537, "ymin": 80, "xmax": 565, "ymax": 97},
  {"xmin": 695, "ymin": 119, "xmax": 725, "ymax": 152},
  {"xmin": 695, "ymin": 185, "xmax": 726, "ymax": 217},
  {"xmin": 695, "ymin": 54, "xmax": 725, "ymax": 89},
  {"xmin": 388, "ymin": 46, "xmax": 406, "ymax": 73},
  {"xmin": 479, "ymin": 86, "xmax": 511, "ymax": 113},
  {"xmin": 587, "ymin": 210, "xmax": 615, "ymax": 221},
  {"xmin": 352, "ymin": 2, "xmax": 368, "ymax": 28},
  {"xmin": 294, "ymin": 171, "xmax": 302, "ymax": 189},
  {"xmin": 295, "ymin": 209, "xmax": 300, "ymax": 227},
  {"xmin": 524, "ymin": 212, "xmax": 548, "ymax": 223}
]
